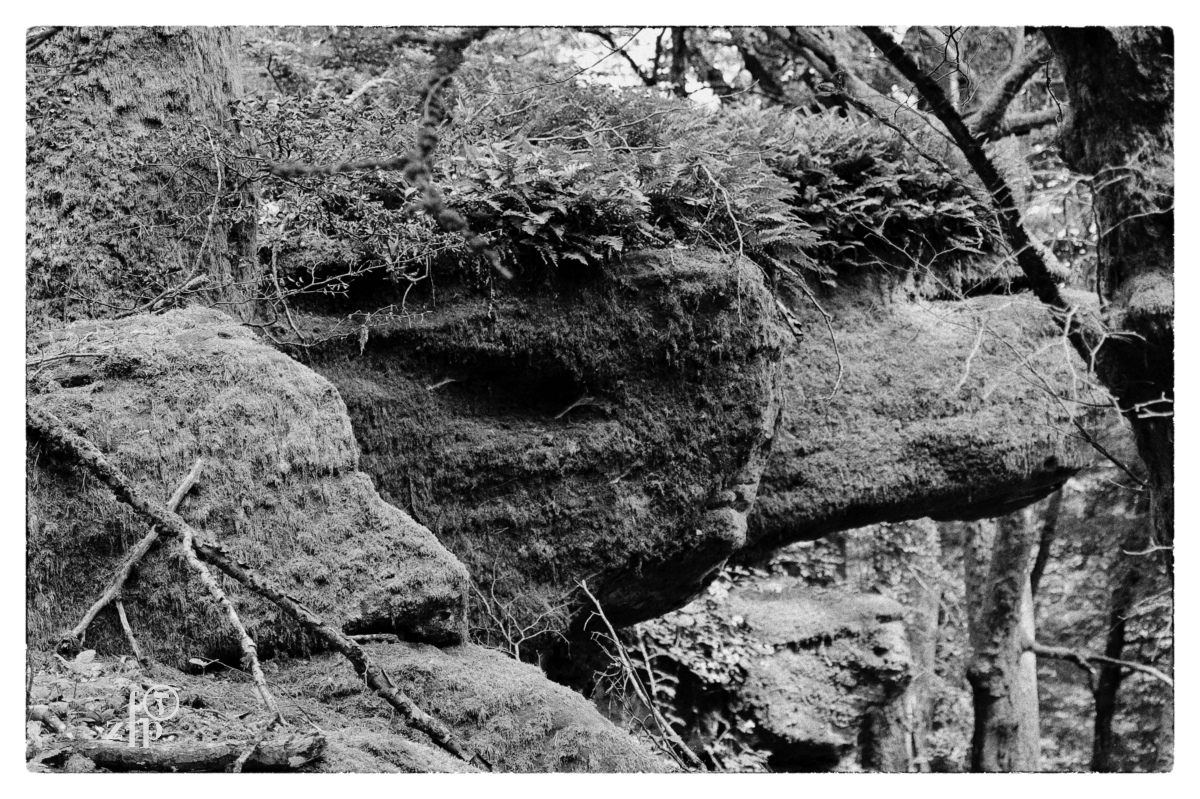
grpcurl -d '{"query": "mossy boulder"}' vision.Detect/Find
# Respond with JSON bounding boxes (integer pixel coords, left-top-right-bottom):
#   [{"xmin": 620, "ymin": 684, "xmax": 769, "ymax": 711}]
[
  {"xmin": 27, "ymin": 307, "xmax": 469, "ymax": 663},
  {"xmin": 308, "ymin": 248, "xmax": 789, "ymax": 636},
  {"xmin": 748, "ymin": 282, "xmax": 1097, "ymax": 556},
  {"xmin": 282, "ymin": 641, "xmax": 669, "ymax": 772},
  {"xmin": 26, "ymin": 644, "xmax": 667, "ymax": 773},
  {"xmin": 724, "ymin": 586, "xmax": 913, "ymax": 771},
  {"xmin": 639, "ymin": 579, "xmax": 914, "ymax": 772}
]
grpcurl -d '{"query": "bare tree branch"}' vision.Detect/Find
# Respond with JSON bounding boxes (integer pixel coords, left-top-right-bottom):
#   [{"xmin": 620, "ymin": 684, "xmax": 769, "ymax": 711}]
[
  {"xmin": 967, "ymin": 37, "xmax": 1053, "ymax": 140},
  {"xmin": 67, "ymin": 458, "xmax": 205, "ymax": 647},
  {"xmin": 579, "ymin": 580, "xmax": 706, "ymax": 771},
  {"xmin": 1029, "ymin": 641, "xmax": 1173, "ymax": 688},
  {"xmin": 27, "ymin": 404, "xmax": 491, "ymax": 771},
  {"xmin": 995, "ymin": 107, "xmax": 1061, "ymax": 138},
  {"xmin": 581, "ymin": 28, "xmax": 657, "ymax": 86},
  {"xmin": 728, "ymin": 31, "xmax": 786, "ymax": 104},
  {"xmin": 27, "ymin": 26, "xmax": 63, "ymax": 54},
  {"xmin": 860, "ymin": 26, "xmax": 1102, "ymax": 365}
]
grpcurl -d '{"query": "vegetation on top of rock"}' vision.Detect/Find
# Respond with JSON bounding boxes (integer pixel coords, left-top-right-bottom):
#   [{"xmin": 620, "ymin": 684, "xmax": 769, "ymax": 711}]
[{"xmin": 234, "ymin": 28, "xmax": 1004, "ymax": 305}]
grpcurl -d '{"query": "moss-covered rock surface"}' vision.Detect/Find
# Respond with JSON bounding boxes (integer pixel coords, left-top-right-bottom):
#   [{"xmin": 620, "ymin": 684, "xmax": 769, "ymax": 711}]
[
  {"xmin": 309, "ymin": 248, "xmax": 789, "ymax": 635},
  {"xmin": 749, "ymin": 283, "xmax": 1098, "ymax": 555},
  {"xmin": 27, "ymin": 307, "xmax": 469, "ymax": 662}
]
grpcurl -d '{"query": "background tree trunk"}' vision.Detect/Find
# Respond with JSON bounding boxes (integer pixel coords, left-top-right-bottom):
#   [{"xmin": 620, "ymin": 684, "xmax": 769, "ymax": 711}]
[
  {"xmin": 26, "ymin": 26, "xmax": 259, "ymax": 331},
  {"xmin": 1044, "ymin": 27, "xmax": 1174, "ymax": 769},
  {"xmin": 964, "ymin": 511, "xmax": 1040, "ymax": 772}
]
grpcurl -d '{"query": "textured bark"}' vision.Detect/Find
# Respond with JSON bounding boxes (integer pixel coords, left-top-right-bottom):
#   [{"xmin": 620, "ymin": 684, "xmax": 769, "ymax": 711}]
[
  {"xmin": 669, "ymin": 27, "xmax": 689, "ymax": 97},
  {"xmin": 904, "ymin": 520, "xmax": 943, "ymax": 772},
  {"xmin": 26, "ymin": 27, "xmax": 259, "ymax": 329},
  {"xmin": 1044, "ymin": 27, "xmax": 1174, "ymax": 566},
  {"xmin": 963, "ymin": 512, "xmax": 1040, "ymax": 772},
  {"xmin": 1044, "ymin": 27, "xmax": 1174, "ymax": 768},
  {"xmin": 967, "ymin": 36, "xmax": 1053, "ymax": 141}
]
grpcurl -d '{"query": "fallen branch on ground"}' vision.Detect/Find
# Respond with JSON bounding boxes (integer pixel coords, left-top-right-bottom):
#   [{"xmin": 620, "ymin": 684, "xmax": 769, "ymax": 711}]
[
  {"xmin": 66, "ymin": 458, "xmax": 205, "ymax": 652},
  {"xmin": 179, "ymin": 504, "xmax": 280, "ymax": 717},
  {"xmin": 28, "ymin": 705, "xmax": 68, "ymax": 735},
  {"xmin": 57, "ymin": 732, "xmax": 324, "ymax": 772},
  {"xmin": 27, "ymin": 404, "xmax": 489, "ymax": 771}
]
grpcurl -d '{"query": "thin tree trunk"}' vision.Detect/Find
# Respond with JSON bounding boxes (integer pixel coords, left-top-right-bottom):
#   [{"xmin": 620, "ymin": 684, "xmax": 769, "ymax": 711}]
[
  {"xmin": 669, "ymin": 27, "xmax": 689, "ymax": 98},
  {"xmin": 1029, "ymin": 489, "xmax": 1064, "ymax": 598},
  {"xmin": 1091, "ymin": 562, "xmax": 1135, "ymax": 771},
  {"xmin": 963, "ymin": 511, "xmax": 1041, "ymax": 772}
]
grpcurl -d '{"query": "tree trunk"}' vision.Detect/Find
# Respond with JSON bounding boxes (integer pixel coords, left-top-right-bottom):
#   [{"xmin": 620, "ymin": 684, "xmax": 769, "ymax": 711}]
[
  {"xmin": 1029, "ymin": 488, "xmax": 1064, "ymax": 598},
  {"xmin": 963, "ymin": 511, "xmax": 1041, "ymax": 772},
  {"xmin": 1091, "ymin": 557, "xmax": 1136, "ymax": 771},
  {"xmin": 26, "ymin": 26, "xmax": 259, "ymax": 331},
  {"xmin": 1044, "ymin": 27, "xmax": 1174, "ymax": 769},
  {"xmin": 669, "ymin": 27, "xmax": 689, "ymax": 98}
]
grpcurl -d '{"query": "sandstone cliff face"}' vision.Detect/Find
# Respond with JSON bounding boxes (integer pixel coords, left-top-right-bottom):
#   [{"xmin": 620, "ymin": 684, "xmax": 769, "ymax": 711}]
[
  {"xmin": 26, "ymin": 306, "xmax": 667, "ymax": 772},
  {"xmin": 749, "ymin": 282, "xmax": 1097, "ymax": 557},
  {"xmin": 309, "ymin": 248, "xmax": 789, "ymax": 634},
  {"xmin": 27, "ymin": 307, "xmax": 469, "ymax": 661},
  {"xmin": 308, "ymin": 255, "xmax": 1093, "ymax": 641}
]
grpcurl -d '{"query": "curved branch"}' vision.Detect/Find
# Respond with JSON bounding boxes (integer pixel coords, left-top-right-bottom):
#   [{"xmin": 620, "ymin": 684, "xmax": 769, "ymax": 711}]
[
  {"xmin": 994, "ymin": 107, "xmax": 1061, "ymax": 139},
  {"xmin": 582, "ymin": 28, "xmax": 657, "ymax": 86}
]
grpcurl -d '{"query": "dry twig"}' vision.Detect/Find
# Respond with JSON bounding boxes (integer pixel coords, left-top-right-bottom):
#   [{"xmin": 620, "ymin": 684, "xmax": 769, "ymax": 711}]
[
  {"xmin": 68, "ymin": 458, "xmax": 205, "ymax": 647},
  {"xmin": 579, "ymin": 580, "xmax": 706, "ymax": 771},
  {"xmin": 26, "ymin": 405, "xmax": 489, "ymax": 771}
]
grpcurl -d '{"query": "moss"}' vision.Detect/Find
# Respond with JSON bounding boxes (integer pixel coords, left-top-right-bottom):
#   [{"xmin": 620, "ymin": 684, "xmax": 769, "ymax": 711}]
[
  {"xmin": 278, "ymin": 642, "xmax": 669, "ymax": 772},
  {"xmin": 308, "ymin": 248, "xmax": 788, "ymax": 637},
  {"xmin": 27, "ymin": 307, "xmax": 469, "ymax": 664},
  {"xmin": 748, "ymin": 285, "xmax": 1100, "ymax": 555},
  {"xmin": 26, "ymin": 27, "xmax": 258, "ymax": 331}
]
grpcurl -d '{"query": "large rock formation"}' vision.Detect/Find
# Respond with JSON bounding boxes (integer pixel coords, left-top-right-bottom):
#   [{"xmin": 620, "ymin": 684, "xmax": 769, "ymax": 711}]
[
  {"xmin": 308, "ymin": 248, "xmax": 789, "ymax": 634},
  {"xmin": 723, "ymin": 586, "xmax": 913, "ymax": 771},
  {"xmin": 308, "ymin": 253, "xmax": 1095, "ymax": 643},
  {"xmin": 27, "ymin": 307, "xmax": 469, "ymax": 660},
  {"xmin": 286, "ymin": 642, "xmax": 670, "ymax": 772},
  {"xmin": 748, "ymin": 280, "xmax": 1097, "ymax": 557},
  {"xmin": 634, "ymin": 574, "xmax": 916, "ymax": 772},
  {"xmin": 25, "ymin": 306, "xmax": 666, "ymax": 773}
]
